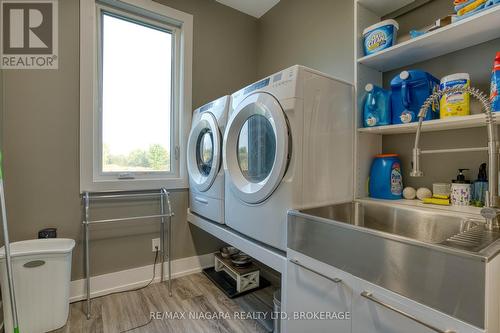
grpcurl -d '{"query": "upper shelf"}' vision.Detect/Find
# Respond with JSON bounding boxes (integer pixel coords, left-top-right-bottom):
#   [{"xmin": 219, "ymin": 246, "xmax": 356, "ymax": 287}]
[
  {"xmin": 357, "ymin": 5, "xmax": 500, "ymax": 72},
  {"xmin": 357, "ymin": 0, "xmax": 415, "ymax": 16},
  {"xmin": 358, "ymin": 113, "xmax": 499, "ymax": 135}
]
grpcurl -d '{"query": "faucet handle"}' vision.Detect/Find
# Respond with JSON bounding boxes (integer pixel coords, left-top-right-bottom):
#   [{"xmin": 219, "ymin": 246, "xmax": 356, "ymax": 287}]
[
  {"xmin": 481, "ymin": 207, "xmax": 497, "ymax": 220},
  {"xmin": 480, "ymin": 206, "xmax": 500, "ymax": 230}
]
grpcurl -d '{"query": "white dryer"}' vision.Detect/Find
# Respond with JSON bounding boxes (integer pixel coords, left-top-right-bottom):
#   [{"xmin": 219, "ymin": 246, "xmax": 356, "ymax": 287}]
[
  {"xmin": 223, "ymin": 65, "xmax": 354, "ymax": 250},
  {"xmin": 187, "ymin": 96, "xmax": 230, "ymax": 224}
]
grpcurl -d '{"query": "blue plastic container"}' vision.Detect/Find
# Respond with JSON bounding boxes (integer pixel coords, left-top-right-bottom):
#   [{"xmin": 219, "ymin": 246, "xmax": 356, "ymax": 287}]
[
  {"xmin": 363, "ymin": 84, "xmax": 391, "ymax": 127},
  {"xmin": 390, "ymin": 70, "xmax": 440, "ymax": 124},
  {"xmin": 369, "ymin": 154, "xmax": 403, "ymax": 200},
  {"xmin": 363, "ymin": 19, "xmax": 399, "ymax": 56}
]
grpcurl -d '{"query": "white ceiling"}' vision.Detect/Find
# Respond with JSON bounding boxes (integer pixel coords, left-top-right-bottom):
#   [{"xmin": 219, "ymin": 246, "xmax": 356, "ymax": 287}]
[{"xmin": 216, "ymin": 0, "xmax": 280, "ymax": 18}]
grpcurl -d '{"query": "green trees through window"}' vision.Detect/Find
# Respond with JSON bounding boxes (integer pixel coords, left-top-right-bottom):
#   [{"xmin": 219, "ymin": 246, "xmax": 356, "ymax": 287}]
[{"xmin": 103, "ymin": 144, "xmax": 170, "ymax": 172}]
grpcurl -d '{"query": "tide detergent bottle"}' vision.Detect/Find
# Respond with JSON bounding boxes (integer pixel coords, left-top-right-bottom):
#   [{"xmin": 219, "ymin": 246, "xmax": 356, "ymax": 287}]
[{"xmin": 491, "ymin": 52, "xmax": 500, "ymax": 112}]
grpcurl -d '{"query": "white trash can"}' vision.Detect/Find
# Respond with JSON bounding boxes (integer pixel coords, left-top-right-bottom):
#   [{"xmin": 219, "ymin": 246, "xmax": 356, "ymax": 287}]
[{"xmin": 0, "ymin": 238, "xmax": 75, "ymax": 333}]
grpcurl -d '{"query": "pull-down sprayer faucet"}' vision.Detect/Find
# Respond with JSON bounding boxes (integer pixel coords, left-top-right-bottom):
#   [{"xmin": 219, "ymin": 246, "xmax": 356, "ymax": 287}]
[{"xmin": 411, "ymin": 86, "xmax": 500, "ymax": 230}]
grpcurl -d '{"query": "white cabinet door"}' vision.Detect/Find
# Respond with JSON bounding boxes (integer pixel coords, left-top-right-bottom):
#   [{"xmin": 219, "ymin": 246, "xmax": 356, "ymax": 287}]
[
  {"xmin": 285, "ymin": 250, "xmax": 352, "ymax": 333},
  {"xmin": 351, "ymin": 278, "xmax": 484, "ymax": 333}
]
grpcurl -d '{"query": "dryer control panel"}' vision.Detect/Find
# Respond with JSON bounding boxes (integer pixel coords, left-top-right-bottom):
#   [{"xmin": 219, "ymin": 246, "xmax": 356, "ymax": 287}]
[
  {"xmin": 192, "ymin": 95, "xmax": 230, "ymax": 124},
  {"xmin": 231, "ymin": 65, "xmax": 299, "ymax": 110}
]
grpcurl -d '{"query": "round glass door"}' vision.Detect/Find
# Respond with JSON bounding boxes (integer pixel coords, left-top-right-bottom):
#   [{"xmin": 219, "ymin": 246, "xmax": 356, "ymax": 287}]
[
  {"xmin": 196, "ymin": 129, "xmax": 214, "ymax": 176},
  {"xmin": 223, "ymin": 92, "xmax": 289, "ymax": 204},
  {"xmin": 187, "ymin": 112, "xmax": 221, "ymax": 192},
  {"xmin": 237, "ymin": 114, "xmax": 276, "ymax": 183}
]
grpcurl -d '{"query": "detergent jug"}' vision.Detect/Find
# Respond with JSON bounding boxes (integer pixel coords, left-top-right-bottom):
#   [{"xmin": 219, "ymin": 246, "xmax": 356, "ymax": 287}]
[
  {"xmin": 390, "ymin": 70, "xmax": 440, "ymax": 124},
  {"xmin": 369, "ymin": 154, "xmax": 403, "ymax": 200},
  {"xmin": 363, "ymin": 84, "xmax": 391, "ymax": 127}
]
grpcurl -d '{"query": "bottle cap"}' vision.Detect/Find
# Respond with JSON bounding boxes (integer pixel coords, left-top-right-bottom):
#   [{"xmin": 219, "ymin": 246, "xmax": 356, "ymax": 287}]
[
  {"xmin": 453, "ymin": 168, "xmax": 470, "ymax": 184},
  {"xmin": 375, "ymin": 153, "xmax": 399, "ymax": 158},
  {"xmin": 400, "ymin": 71, "xmax": 410, "ymax": 80},
  {"xmin": 494, "ymin": 52, "xmax": 500, "ymax": 68},
  {"xmin": 365, "ymin": 83, "xmax": 374, "ymax": 92}
]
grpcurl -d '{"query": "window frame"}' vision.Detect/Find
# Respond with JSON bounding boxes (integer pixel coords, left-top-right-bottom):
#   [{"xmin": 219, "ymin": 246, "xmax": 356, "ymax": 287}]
[{"xmin": 80, "ymin": 0, "xmax": 193, "ymax": 191}]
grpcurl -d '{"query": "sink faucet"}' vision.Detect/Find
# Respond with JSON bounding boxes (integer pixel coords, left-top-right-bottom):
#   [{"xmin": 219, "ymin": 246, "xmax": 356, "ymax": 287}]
[{"xmin": 410, "ymin": 86, "xmax": 500, "ymax": 230}]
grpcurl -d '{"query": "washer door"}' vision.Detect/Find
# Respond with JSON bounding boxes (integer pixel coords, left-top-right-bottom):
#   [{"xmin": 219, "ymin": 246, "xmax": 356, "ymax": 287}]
[
  {"xmin": 224, "ymin": 92, "xmax": 290, "ymax": 204},
  {"xmin": 187, "ymin": 112, "xmax": 221, "ymax": 192}
]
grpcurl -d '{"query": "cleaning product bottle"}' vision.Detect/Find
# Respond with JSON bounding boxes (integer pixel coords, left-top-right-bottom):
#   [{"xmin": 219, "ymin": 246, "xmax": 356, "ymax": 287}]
[
  {"xmin": 491, "ymin": 51, "xmax": 500, "ymax": 112},
  {"xmin": 369, "ymin": 154, "xmax": 403, "ymax": 200},
  {"xmin": 363, "ymin": 84, "xmax": 391, "ymax": 127},
  {"xmin": 472, "ymin": 163, "xmax": 488, "ymax": 207},
  {"xmin": 440, "ymin": 73, "xmax": 471, "ymax": 118},
  {"xmin": 451, "ymin": 169, "xmax": 471, "ymax": 206}
]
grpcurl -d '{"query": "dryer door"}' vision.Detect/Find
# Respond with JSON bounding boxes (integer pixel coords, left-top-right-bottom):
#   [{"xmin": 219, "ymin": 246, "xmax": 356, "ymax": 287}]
[
  {"xmin": 187, "ymin": 112, "xmax": 221, "ymax": 192},
  {"xmin": 224, "ymin": 92, "xmax": 290, "ymax": 204}
]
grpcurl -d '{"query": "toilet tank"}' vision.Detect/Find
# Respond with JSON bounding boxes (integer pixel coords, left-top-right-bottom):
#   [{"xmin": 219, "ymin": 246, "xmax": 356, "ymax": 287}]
[{"xmin": 0, "ymin": 238, "xmax": 75, "ymax": 333}]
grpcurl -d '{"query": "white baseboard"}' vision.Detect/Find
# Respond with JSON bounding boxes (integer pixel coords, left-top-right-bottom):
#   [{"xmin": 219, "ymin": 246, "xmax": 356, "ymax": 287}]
[{"xmin": 70, "ymin": 253, "xmax": 215, "ymax": 303}]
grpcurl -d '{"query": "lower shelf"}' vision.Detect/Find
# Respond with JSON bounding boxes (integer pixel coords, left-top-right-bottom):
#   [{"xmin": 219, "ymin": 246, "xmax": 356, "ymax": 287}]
[
  {"xmin": 187, "ymin": 209, "xmax": 286, "ymax": 273},
  {"xmin": 357, "ymin": 197, "xmax": 483, "ymax": 216}
]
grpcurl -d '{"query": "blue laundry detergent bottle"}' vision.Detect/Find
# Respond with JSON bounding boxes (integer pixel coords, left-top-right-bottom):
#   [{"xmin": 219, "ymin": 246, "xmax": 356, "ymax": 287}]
[
  {"xmin": 369, "ymin": 154, "xmax": 403, "ymax": 200},
  {"xmin": 363, "ymin": 84, "xmax": 391, "ymax": 127},
  {"xmin": 391, "ymin": 70, "xmax": 440, "ymax": 124}
]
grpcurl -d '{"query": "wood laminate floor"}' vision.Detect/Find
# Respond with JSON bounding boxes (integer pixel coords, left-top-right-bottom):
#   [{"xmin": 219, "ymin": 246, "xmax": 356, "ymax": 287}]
[{"xmin": 53, "ymin": 273, "xmax": 273, "ymax": 333}]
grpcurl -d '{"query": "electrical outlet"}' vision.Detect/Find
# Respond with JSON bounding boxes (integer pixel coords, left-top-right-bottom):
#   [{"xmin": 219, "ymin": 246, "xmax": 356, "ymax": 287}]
[{"xmin": 152, "ymin": 238, "xmax": 160, "ymax": 252}]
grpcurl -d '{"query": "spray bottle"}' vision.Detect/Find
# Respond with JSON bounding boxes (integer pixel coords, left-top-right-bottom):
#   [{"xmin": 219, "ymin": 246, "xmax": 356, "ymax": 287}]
[
  {"xmin": 491, "ymin": 51, "xmax": 500, "ymax": 112},
  {"xmin": 472, "ymin": 163, "xmax": 488, "ymax": 207}
]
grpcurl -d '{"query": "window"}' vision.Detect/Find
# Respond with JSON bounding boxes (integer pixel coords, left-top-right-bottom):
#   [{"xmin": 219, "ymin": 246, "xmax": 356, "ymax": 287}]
[
  {"xmin": 100, "ymin": 12, "xmax": 172, "ymax": 174},
  {"xmin": 80, "ymin": 0, "xmax": 193, "ymax": 191}
]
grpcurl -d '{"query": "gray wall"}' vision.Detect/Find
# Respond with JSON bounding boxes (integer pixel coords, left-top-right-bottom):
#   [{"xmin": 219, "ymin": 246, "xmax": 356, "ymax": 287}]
[
  {"xmin": 0, "ymin": 0, "xmax": 358, "ymax": 282},
  {"xmin": 382, "ymin": 0, "xmax": 500, "ymax": 188},
  {"xmin": 257, "ymin": 0, "xmax": 354, "ymax": 83},
  {"xmin": 0, "ymin": 0, "xmax": 258, "ymax": 280},
  {"xmin": 156, "ymin": 0, "xmax": 259, "ymax": 108}
]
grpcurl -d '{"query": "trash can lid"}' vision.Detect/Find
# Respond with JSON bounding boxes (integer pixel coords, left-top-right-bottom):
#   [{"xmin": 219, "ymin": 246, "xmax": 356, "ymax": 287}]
[{"xmin": 0, "ymin": 238, "xmax": 75, "ymax": 259}]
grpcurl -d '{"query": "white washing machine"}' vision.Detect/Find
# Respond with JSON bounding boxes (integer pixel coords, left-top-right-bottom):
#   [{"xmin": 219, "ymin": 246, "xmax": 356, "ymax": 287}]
[
  {"xmin": 223, "ymin": 65, "xmax": 354, "ymax": 251},
  {"xmin": 187, "ymin": 95, "xmax": 230, "ymax": 224}
]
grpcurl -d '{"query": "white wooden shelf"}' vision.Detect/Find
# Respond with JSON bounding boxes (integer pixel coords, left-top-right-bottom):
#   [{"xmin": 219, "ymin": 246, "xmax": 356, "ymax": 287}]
[
  {"xmin": 357, "ymin": 5, "xmax": 500, "ymax": 72},
  {"xmin": 357, "ymin": 0, "xmax": 415, "ymax": 16},
  {"xmin": 357, "ymin": 197, "xmax": 482, "ymax": 216},
  {"xmin": 357, "ymin": 113, "xmax": 499, "ymax": 135}
]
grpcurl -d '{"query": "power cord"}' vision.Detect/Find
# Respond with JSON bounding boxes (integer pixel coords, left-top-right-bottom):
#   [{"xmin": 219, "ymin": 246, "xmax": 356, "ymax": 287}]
[{"xmin": 99, "ymin": 246, "xmax": 160, "ymax": 333}]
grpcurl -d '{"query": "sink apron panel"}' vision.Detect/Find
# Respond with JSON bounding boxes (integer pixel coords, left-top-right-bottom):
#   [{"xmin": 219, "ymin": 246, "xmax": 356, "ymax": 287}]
[{"xmin": 287, "ymin": 212, "xmax": 486, "ymax": 329}]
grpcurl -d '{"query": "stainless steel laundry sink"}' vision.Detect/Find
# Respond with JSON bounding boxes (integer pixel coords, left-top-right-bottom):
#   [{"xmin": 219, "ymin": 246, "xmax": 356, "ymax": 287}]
[
  {"xmin": 300, "ymin": 201, "xmax": 500, "ymax": 252},
  {"xmin": 287, "ymin": 200, "xmax": 500, "ymax": 329}
]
